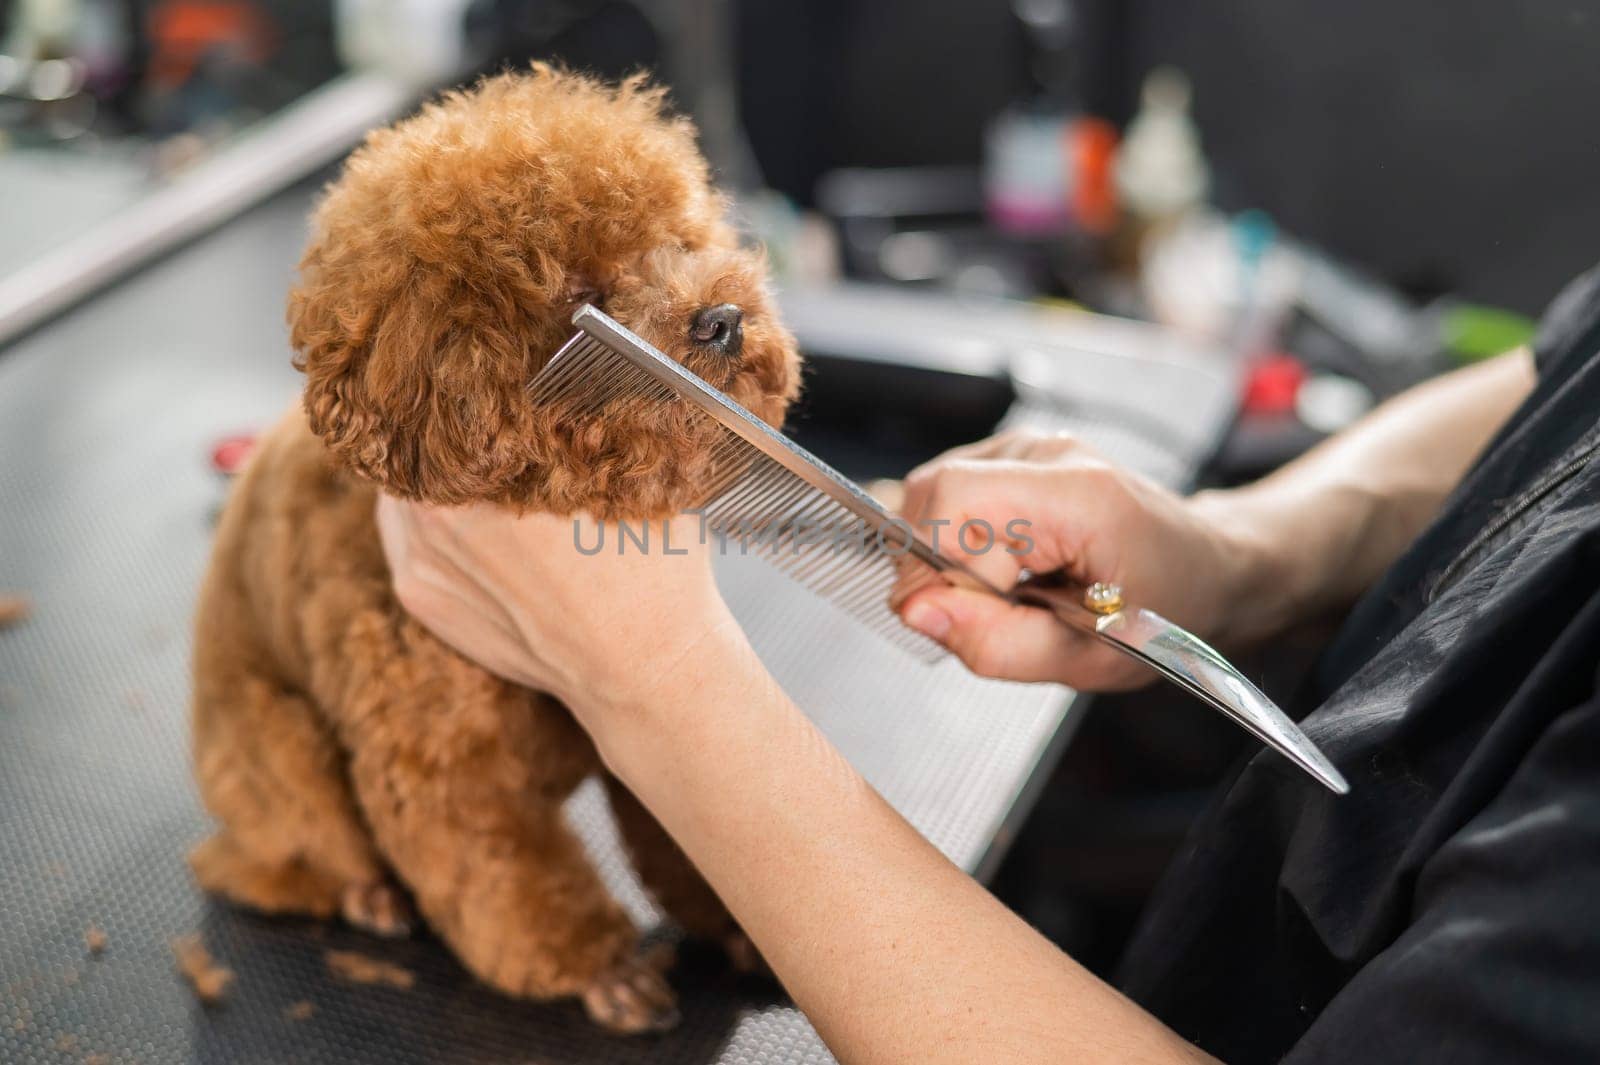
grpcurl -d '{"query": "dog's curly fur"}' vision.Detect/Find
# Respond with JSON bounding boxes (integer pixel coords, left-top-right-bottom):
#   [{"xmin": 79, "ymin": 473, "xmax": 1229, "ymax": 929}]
[{"xmin": 189, "ymin": 67, "xmax": 799, "ymax": 1033}]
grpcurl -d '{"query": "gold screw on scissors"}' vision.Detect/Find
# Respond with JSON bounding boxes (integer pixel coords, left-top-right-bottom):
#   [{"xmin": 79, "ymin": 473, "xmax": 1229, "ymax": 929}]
[{"xmin": 1083, "ymin": 581, "xmax": 1125, "ymax": 616}]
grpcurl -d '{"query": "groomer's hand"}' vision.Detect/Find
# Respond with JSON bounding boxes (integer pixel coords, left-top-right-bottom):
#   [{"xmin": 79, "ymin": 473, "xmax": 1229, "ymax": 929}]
[
  {"xmin": 896, "ymin": 430, "xmax": 1275, "ymax": 691},
  {"xmin": 375, "ymin": 498, "xmax": 747, "ymax": 716}
]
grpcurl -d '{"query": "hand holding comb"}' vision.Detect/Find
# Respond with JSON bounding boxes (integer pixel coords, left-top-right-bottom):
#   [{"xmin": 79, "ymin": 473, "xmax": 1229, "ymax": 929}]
[{"xmin": 530, "ymin": 305, "xmax": 1348, "ymax": 795}]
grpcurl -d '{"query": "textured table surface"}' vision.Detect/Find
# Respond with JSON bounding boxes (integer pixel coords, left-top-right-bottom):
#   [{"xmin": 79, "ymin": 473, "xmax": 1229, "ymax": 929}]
[{"xmin": 0, "ymin": 184, "xmax": 1232, "ymax": 1064}]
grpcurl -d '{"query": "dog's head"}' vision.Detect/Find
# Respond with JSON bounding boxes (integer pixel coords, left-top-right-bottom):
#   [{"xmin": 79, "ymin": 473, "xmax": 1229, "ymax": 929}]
[{"xmin": 289, "ymin": 66, "xmax": 800, "ymax": 518}]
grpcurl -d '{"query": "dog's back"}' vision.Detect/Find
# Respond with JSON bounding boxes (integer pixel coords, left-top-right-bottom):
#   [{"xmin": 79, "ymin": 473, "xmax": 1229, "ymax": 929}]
[{"xmin": 193, "ymin": 407, "xmax": 384, "ymax": 710}]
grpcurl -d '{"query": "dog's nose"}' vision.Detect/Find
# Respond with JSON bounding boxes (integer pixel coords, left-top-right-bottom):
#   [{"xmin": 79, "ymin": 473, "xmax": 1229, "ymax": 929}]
[{"xmin": 689, "ymin": 303, "xmax": 744, "ymax": 356}]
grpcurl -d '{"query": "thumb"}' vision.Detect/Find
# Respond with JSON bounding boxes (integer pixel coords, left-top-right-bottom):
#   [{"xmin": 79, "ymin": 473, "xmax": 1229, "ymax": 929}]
[{"xmin": 900, "ymin": 585, "xmax": 1096, "ymax": 684}]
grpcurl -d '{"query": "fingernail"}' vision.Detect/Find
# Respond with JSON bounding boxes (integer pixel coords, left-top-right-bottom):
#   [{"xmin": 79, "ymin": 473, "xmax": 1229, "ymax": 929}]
[{"xmin": 904, "ymin": 600, "xmax": 952, "ymax": 640}]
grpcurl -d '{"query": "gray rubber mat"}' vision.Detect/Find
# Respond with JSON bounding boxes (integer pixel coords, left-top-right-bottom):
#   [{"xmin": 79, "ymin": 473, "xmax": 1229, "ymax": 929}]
[{"xmin": 0, "ymin": 185, "xmax": 1230, "ymax": 1064}]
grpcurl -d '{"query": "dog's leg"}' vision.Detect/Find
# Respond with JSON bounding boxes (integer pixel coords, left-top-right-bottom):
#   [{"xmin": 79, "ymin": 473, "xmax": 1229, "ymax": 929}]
[
  {"xmin": 603, "ymin": 774, "xmax": 763, "ymax": 972},
  {"xmin": 330, "ymin": 630, "xmax": 678, "ymax": 1034},
  {"xmin": 189, "ymin": 831, "xmax": 343, "ymax": 916},
  {"xmin": 191, "ymin": 674, "xmax": 411, "ymax": 936},
  {"xmin": 350, "ymin": 754, "xmax": 679, "ymax": 1032}
]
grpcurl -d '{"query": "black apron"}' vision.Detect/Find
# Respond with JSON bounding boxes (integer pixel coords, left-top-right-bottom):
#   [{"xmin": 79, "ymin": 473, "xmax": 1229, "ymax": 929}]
[{"xmin": 1117, "ymin": 265, "xmax": 1600, "ymax": 1064}]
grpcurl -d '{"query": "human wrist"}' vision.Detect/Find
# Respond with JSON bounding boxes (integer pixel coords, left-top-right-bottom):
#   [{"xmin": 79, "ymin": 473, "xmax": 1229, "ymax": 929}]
[
  {"xmin": 539, "ymin": 604, "xmax": 756, "ymax": 752},
  {"xmin": 1185, "ymin": 486, "xmax": 1314, "ymax": 647},
  {"xmin": 595, "ymin": 625, "xmax": 779, "ymax": 788}
]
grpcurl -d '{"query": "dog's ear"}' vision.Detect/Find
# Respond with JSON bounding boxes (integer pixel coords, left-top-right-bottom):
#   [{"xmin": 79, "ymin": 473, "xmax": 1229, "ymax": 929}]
[{"xmin": 290, "ymin": 270, "xmax": 536, "ymax": 504}]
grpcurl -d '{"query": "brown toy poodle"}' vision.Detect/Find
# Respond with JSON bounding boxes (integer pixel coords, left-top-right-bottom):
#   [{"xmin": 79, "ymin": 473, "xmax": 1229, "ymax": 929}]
[{"xmin": 188, "ymin": 66, "xmax": 800, "ymax": 1033}]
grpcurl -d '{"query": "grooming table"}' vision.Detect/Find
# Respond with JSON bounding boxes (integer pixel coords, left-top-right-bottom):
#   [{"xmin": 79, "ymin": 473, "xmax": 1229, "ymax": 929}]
[{"xmin": 0, "ymin": 185, "xmax": 1236, "ymax": 1064}]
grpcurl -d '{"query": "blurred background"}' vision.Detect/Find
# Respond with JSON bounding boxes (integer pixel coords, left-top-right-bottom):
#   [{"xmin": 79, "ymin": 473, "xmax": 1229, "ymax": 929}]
[
  {"xmin": 5, "ymin": 0, "xmax": 1600, "ymax": 1038},
  {"xmin": 9, "ymin": 0, "xmax": 1599, "ymax": 460}
]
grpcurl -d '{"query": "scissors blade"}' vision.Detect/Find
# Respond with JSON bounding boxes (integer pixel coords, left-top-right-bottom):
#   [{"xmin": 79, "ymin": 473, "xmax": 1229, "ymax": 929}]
[
  {"xmin": 1004, "ymin": 573, "xmax": 1347, "ymax": 795},
  {"xmin": 1091, "ymin": 607, "xmax": 1348, "ymax": 794}
]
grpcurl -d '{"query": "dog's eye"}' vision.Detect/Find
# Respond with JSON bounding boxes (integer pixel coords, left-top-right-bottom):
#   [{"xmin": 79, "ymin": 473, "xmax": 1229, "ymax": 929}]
[{"xmin": 564, "ymin": 277, "xmax": 605, "ymax": 308}]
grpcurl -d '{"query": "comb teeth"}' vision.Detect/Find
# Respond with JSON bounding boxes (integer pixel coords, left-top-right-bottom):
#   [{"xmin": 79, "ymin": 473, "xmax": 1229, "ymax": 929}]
[{"xmin": 531, "ymin": 322, "xmax": 947, "ymax": 661}]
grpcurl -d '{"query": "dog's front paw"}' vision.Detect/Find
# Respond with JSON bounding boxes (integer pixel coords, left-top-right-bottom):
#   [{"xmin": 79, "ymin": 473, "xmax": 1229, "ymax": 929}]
[
  {"xmin": 340, "ymin": 881, "xmax": 415, "ymax": 938},
  {"xmin": 581, "ymin": 949, "xmax": 680, "ymax": 1035}
]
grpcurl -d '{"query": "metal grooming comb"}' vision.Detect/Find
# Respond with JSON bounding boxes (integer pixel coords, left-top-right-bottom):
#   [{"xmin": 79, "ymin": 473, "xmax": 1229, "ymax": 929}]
[{"xmin": 532, "ymin": 305, "xmax": 1348, "ymax": 795}]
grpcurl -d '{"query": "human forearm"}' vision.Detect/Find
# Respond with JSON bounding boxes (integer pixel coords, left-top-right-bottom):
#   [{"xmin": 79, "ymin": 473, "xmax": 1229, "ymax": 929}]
[
  {"xmin": 1190, "ymin": 349, "xmax": 1535, "ymax": 644},
  {"xmin": 592, "ymin": 634, "xmax": 1215, "ymax": 1065}
]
